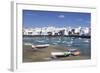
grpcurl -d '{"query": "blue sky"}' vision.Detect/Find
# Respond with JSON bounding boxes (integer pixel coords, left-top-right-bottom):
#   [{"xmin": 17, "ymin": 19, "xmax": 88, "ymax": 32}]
[{"xmin": 23, "ymin": 10, "xmax": 91, "ymax": 28}]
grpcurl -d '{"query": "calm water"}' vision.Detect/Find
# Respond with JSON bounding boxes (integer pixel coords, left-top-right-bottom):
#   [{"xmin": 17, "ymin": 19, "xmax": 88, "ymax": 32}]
[{"xmin": 23, "ymin": 36, "xmax": 91, "ymax": 56}]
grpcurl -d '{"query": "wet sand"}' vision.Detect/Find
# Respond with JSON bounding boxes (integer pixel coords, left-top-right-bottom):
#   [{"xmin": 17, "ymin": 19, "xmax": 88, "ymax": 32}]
[{"xmin": 23, "ymin": 45, "xmax": 90, "ymax": 62}]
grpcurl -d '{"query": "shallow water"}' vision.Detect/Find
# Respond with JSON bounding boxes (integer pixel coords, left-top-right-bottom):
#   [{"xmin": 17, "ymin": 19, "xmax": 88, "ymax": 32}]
[{"xmin": 23, "ymin": 36, "xmax": 91, "ymax": 57}]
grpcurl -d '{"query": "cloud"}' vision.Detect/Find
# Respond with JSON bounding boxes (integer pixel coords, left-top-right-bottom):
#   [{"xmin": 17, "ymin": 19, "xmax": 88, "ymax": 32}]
[{"xmin": 58, "ymin": 15, "xmax": 65, "ymax": 18}]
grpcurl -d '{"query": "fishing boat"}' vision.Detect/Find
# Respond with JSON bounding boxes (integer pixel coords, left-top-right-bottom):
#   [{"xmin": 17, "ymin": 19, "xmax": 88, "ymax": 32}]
[
  {"xmin": 71, "ymin": 51, "xmax": 80, "ymax": 56},
  {"xmin": 68, "ymin": 49, "xmax": 81, "ymax": 56},
  {"xmin": 68, "ymin": 48, "xmax": 78, "ymax": 52},
  {"xmin": 51, "ymin": 51, "xmax": 71, "ymax": 58},
  {"xmin": 32, "ymin": 44, "xmax": 50, "ymax": 49}
]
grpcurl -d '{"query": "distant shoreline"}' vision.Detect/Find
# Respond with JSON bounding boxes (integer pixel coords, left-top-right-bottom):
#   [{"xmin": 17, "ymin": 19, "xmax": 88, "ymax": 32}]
[{"xmin": 23, "ymin": 35, "xmax": 90, "ymax": 38}]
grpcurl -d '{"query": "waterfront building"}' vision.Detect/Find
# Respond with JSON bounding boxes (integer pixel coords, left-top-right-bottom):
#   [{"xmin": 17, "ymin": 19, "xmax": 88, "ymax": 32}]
[{"xmin": 23, "ymin": 26, "xmax": 90, "ymax": 36}]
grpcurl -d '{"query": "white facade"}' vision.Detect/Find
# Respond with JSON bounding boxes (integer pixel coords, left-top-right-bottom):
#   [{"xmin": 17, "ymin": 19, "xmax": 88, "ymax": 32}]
[{"xmin": 23, "ymin": 26, "xmax": 90, "ymax": 36}]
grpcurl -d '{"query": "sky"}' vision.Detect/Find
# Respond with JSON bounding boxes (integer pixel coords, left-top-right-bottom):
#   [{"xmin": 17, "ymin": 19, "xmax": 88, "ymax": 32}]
[{"xmin": 23, "ymin": 10, "xmax": 91, "ymax": 28}]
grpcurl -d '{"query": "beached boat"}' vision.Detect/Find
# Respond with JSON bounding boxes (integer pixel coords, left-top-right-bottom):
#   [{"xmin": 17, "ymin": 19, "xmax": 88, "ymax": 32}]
[
  {"xmin": 32, "ymin": 44, "xmax": 50, "ymax": 49},
  {"xmin": 68, "ymin": 49, "xmax": 81, "ymax": 56},
  {"xmin": 51, "ymin": 51, "xmax": 71, "ymax": 58},
  {"xmin": 68, "ymin": 48, "xmax": 78, "ymax": 52},
  {"xmin": 71, "ymin": 51, "xmax": 80, "ymax": 56}
]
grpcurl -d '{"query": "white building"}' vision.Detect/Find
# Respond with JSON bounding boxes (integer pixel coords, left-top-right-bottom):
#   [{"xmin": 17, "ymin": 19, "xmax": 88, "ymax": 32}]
[{"xmin": 23, "ymin": 26, "xmax": 90, "ymax": 36}]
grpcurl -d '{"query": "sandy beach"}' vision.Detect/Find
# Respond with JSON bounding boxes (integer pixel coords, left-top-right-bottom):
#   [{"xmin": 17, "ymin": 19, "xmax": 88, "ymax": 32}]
[{"xmin": 23, "ymin": 44, "xmax": 90, "ymax": 62}]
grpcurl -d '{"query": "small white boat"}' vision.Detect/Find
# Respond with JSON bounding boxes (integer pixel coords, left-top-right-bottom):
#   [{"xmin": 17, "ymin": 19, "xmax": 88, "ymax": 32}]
[
  {"xmin": 32, "ymin": 44, "xmax": 50, "ymax": 49},
  {"xmin": 51, "ymin": 52, "xmax": 71, "ymax": 58},
  {"xmin": 71, "ymin": 51, "xmax": 80, "ymax": 56},
  {"xmin": 68, "ymin": 48, "xmax": 81, "ymax": 56},
  {"xmin": 68, "ymin": 48, "xmax": 78, "ymax": 52}
]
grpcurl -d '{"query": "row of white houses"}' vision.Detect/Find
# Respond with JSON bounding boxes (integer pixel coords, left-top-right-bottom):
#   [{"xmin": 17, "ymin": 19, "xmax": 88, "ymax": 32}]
[{"xmin": 23, "ymin": 26, "xmax": 90, "ymax": 36}]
